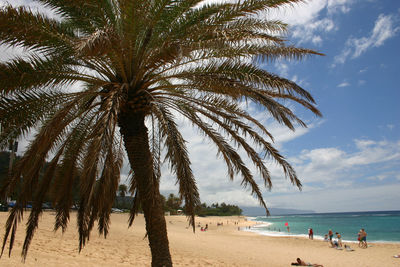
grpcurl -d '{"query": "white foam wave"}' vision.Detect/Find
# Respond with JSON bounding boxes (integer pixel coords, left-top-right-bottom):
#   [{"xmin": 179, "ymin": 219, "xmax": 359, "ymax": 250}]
[
  {"xmin": 253, "ymin": 216, "xmax": 283, "ymax": 219},
  {"xmin": 243, "ymin": 230, "xmax": 400, "ymax": 244},
  {"xmin": 244, "ymin": 229, "xmax": 309, "ymax": 238},
  {"xmin": 251, "ymin": 223, "xmax": 273, "ymax": 228}
]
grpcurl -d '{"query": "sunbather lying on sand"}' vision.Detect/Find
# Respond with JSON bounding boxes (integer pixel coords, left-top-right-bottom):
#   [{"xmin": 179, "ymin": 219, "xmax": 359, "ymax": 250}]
[
  {"xmin": 291, "ymin": 258, "xmax": 323, "ymax": 266},
  {"xmin": 344, "ymin": 245, "xmax": 354, "ymax": 251}
]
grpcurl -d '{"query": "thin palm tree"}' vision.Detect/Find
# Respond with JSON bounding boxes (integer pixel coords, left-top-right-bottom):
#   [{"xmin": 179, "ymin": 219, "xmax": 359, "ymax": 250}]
[{"xmin": 0, "ymin": 0, "xmax": 322, "ymax": 266}]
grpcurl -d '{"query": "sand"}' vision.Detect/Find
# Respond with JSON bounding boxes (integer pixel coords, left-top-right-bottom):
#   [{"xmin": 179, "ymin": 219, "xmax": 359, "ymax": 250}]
[{"xmin": 0, "ymin": 212, "xmax": 399, "ymax": 266}]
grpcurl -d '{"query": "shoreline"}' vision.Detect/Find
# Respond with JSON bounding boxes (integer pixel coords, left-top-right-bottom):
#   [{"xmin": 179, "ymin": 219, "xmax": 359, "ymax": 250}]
[
  {"xmin": 245, "ymin": 214, "xmax": 400, "ymax": 244},
  {"xmin": 1, "ymin": 212, "xmax": 400, "ymax": 266},
  {"xmin": 243, "ymin": 228, "xmax": 400, "ymax": 245}
]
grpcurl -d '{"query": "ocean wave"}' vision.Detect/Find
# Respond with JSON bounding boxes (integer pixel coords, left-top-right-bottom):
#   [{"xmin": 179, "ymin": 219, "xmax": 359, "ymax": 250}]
[
  {"xmin": 242, "ymin": 230, "xmax": 400, "ymax": 244},
  {"xmin": 344, "ymin": 213, "xmax": 394, "ymax": 218},
  {"xmin": 254, "ymin": 216, "xmax": 283, "ymax": 219},
  {"xmin": 244, "ymin": 229, "xmax": 309, "ymax": 238},
  {"xmin": 368, "ymin": 240, "xmax": 400, "ymax": 244},
  {"xmin": 251, "ymin": 223, "xmax": 273, "ymax": 228}
]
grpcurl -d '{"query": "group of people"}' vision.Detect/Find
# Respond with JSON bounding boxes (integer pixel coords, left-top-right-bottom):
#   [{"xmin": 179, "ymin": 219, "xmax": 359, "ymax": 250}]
[
  {"xmin": 357, "ymin": 228, "xmax": 368, "ymax": 248},
  {"xmin": 318, "ymin": 228, "xmax": 368, "ymax": 249},
  {"xmin": 326, "ymin": 229, "xmax": 343, "ymax": 248}
]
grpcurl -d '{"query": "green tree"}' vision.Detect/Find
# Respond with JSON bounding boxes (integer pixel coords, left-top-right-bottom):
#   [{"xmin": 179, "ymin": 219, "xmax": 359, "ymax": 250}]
[
  {"xmin": 0, "ymin": 1, "xmax": 322, "ymax": 266},
  {"xmin": 160, "ymin": 194, "xmax": 167, "ymax": 212},
  {"xmin": 118, "ymin": 184, "xmax": 128, "ymax": 198},
  {"xmin": 194, "ymin": 202, "xmax": 242, "ymax": 216},
  {"xmin": 165, "ymin": 193, "xmax": 182, "ymax": 213}
]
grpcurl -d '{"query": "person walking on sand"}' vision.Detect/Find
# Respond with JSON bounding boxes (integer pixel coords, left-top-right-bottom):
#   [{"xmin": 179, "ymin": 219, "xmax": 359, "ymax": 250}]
[
  {"xmin": 308, "ymin": 228, "xmax": 314, "ymax": 240},
  {"xmin": 359, "ymin": 228, "xmax": 367, "ymax": 248}
]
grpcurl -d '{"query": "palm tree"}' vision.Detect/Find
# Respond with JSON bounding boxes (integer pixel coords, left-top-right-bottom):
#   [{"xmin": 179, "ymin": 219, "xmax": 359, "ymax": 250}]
[{"xmin": 0, "ymin": 1, "xmax": 322, "ymax": 266}]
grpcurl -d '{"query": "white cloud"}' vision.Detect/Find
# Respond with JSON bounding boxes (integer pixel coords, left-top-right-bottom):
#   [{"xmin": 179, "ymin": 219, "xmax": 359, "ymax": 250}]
[
  {"xmin": 265, "ymin": 0, "xmax": 354, "ymax": 45},
  {"xmin": 366, "ymin": 171, "xmax": 398, "ymax": 181},
  {"xmin": 290, "ymin": 139, "xmax": 400, "ymax": 185},
  {"xmin": 291, "ymin": 18, "xmax": 336, "ymax": 45},
  {"xmin": 359, "ymin": 68, "xmax": 368, "ymax": 73},
  {"xmin": 334, "ymin": 14, "xmax": 399, "ymax": 65},
  {"xmin": 352, "ymin": 14, "xmax": 398, "ymax": 58},
  {"xmin": 274, "ymin": 62, "xmax": 289, "ymax": 77},
  {"xmin": 337, "ymin": 82, "xmax": 350, "ymax": 87},
  {"xmin": 327, "ymin": 0, "xmax": 353, "ymax": 15},
  {"xmin": 311, "ymin": 35, "xmax": 323, "ymax": 45},
  {"xmin": 264, "ymin": 183, "xmax": 400, "ymax": 212}
]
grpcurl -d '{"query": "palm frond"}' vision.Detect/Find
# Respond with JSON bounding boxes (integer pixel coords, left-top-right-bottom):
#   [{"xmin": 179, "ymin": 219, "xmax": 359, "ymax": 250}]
[
  {"xmin": 52, "ymin": 115, "xmax": 95, "ymax": 233},
  {"xmin": 0, "ymin": 5, "xmax": 74, "ymax": 52},
  {"xmin": 175, "ymin": 105, "xmax": 269, "ymax": 213},
  {"xmin": 22, "ymin": 149, "xmax": 63, "ymax": 260},
  {"xmin": 36, "ymin": 0, "xmax": 110, "ymax": 32},
  {"xmin": 152, "ymin": 104, "xmax": 200, "ymax": 230}
]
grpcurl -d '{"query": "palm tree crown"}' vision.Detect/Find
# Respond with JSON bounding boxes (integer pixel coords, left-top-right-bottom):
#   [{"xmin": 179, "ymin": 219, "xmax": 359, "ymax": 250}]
[{"xmin": 0, "ymin": 0, "xmax": 322, "ymax": 265}]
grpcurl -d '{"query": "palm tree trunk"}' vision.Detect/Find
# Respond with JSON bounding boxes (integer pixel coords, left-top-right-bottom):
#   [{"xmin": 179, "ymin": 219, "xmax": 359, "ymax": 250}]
[{"xmin": 119, "ymin": 111, "xmax": 172, "ymax": 267}]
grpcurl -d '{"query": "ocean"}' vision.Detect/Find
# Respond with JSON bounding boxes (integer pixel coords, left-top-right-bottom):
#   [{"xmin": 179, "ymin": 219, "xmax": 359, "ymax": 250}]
[{"xmin": 246, "ymin": 210, "xmax": 400, "ymax": 243}]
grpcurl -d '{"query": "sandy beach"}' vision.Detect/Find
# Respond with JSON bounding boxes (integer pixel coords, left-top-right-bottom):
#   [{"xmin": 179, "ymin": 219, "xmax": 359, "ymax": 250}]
[{"xmin": 0, "ymin": 212, "xmax": 399, "ymax": 266}]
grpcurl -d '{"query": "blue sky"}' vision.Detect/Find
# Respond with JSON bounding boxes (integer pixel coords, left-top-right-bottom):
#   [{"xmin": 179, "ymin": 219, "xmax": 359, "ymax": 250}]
[
  {"xmin": 1, "ymin": 0, "xmax": 399, "ymax": 213},
  {"xmin": 159, "ymin": 0, "xmax": 400, "ymax": 213},
  {"xmin": 262, "ymin": 0, "xmax": 400, "ymax": 212}
]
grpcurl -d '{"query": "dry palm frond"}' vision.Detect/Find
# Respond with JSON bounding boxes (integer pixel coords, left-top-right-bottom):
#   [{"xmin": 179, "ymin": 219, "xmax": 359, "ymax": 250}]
[{"xmin": 152, "ymin": 104, "xmax": 200, "ymax": 230}]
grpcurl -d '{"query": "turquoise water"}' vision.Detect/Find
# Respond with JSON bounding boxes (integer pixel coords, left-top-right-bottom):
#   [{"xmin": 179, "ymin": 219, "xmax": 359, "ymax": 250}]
[{"xmin": 248, "ymin": 210, "xmax": 400, "ymax": 243}]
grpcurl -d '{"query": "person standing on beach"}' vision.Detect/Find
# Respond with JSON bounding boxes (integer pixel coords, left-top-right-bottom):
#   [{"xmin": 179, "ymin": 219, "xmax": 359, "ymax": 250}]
[
  {"xmin": 328, "ymin": 229, "xmax": 333, "ymax": 246},
  {"xmin": 335, "ymin": 232, "xmax": 342, "ymax": 247},
  {"xmin": 308, "ymin": 228, "xmax": 314, "ymax": 240},
  {"xmin": 360, "ymin": 229, "xmax": 368, "ymax": 248}
]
